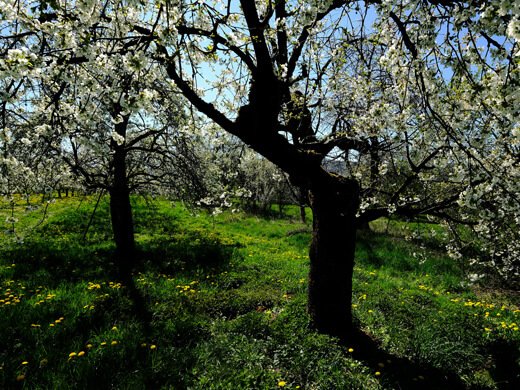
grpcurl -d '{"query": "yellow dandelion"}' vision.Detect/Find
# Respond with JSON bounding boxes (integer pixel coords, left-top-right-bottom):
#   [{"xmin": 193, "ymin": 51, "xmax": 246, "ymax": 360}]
[
  {"xmin": 141, "ymin": 343, "xmax": 147, "ymax": 347},
  {"xmin": 31, "ymin": 324, "xmax": 40, "ymax": 328},
  {"xmin": 150, "ymin": 344, "xmax": 157, "ymax": 350},
  {"xmin": 111, "ymin": 340, "xmax": 118, "ymax": 346},
  {"xmin": 78, "ymin": 351, "xmax": 85, "ymax": 357},
  {"xmin": 21, "ymin": 361, "xmax": 28, "ymax": 365},
  {"xmin": 100, "ymin": 342, "xmax": 107, "ymax": 346},
  {"xmin": 375, "ymin": 371, "xmax": 381, "ymax": 376},
  {"xmin": 86, "ymin": 344, "xmax": 93, "ymax": 349},
  {"xmin": 348, "ymin": 348, "xmax": 354, "ymax": 353},
  {"xmin": 111, "ymin": 326, "xmax": 118, "ymax": 331},
  {"xmin": 278, "ymin": 380, "xmax": 287, "ymax": 387},
  {"xmin": 69, "ymin": 352, "xmax": 77, "ymax": 358}
]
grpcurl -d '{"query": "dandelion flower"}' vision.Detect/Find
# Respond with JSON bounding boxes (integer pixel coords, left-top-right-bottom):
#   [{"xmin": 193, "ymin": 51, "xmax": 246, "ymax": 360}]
[
  {"xmin": 111, "ymin": 326, "xmax": 118, "ymax": 331},
  {"xmin": 69, "ymin": 352, "xmax": 77, "ymax": 358},
  {"xmin": 78, "ymin": 351, "xmax": 85, "ymax": 357},
  {"xmin": 150, "ymin": 344, "xmax": 157, "ymax": 350},
  {"xmin": 21, "ymin": 361, "xmax": 28, "ymax": 365},
  {"xmin": 86, "ymin": 344, "xmax": 93, "ymax": 349},
  {"xmin": 111, "ymin": 340, "xmax": 118, "ymax": 346},
  {"xmin": 278, "ymin": 381, "xmax": 286, "ymax": 387},
  {"xmin": 141, "ymin": 343, "xmax": 147, "ymax": 347},
  {"xmin": 348, "ymin": 348, "xmax": 354, "ymax": 353},
  {"xmin": 375, "ymin": 371, "xmax": 381, "ymax": 376},
  {"xmin": 100, "ymin": 342, "xmax": 107, "ymax": 346}
]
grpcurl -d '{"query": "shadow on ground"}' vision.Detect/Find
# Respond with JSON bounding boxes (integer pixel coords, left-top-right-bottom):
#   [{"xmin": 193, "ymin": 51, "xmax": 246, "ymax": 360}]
[{"xmin": 342, "ymin": 329, "xmax": 467, "ymax": 389}]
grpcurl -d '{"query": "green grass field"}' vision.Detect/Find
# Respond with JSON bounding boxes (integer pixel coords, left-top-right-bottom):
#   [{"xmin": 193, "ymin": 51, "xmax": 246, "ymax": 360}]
[{"xmin": 0, "ymin": 196, "xmax": 518, "ymax": 389}]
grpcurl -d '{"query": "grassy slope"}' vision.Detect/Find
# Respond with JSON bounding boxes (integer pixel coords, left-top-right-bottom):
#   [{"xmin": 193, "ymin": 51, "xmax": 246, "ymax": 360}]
[{"xmin": 0, "ymin": 196, "xmax": 518, "ymax": 389}]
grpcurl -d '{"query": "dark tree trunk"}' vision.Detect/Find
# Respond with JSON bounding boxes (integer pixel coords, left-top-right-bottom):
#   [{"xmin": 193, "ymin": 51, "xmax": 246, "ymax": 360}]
[
  {"xmin": 109, "ymin": 151, "xmax": 135, "ymax": 278},
  {"xmin": 299, "ymin": 205, "xmax": 306, "ymax": 224},
  {"xmin": 109, "ymin": 115, "xmax": 135, "ymax": 279},
  {"xmin": 307, "ymin": 176, "xmax": 359, "ymax": 338}
]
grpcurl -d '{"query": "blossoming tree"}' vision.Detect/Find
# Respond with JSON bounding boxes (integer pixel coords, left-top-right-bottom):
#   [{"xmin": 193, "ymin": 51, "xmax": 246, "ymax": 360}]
[
  {"xmin": 1, "ymin": 0, "xmax": 518, "ymax": 337},
  {"xmin": 1, "ymin": 1, "xmax": 203, "ymax": 276}
]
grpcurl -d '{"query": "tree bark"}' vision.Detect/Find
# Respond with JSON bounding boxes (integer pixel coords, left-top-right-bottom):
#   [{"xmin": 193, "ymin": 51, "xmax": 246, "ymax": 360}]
[
  {"xmin": 109, "ymin": 114, "xmax": 135, "ymax": 279},
  {"xmin": 109, "ymin": 147, "xmax": 135, "ymax": 278},
  {"xmin": 307, "ymin": 175, "xmax": 359, "ymax": 338}
]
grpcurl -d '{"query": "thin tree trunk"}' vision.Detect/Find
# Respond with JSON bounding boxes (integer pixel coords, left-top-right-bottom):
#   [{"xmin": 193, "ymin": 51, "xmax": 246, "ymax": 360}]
[
  {"xmin": 299, "ymin": 205, "xmax": 306, "ymax": 224},
  {"xmin": 307, "ymin": 177, "xmax": 359, "ymax": 338}
]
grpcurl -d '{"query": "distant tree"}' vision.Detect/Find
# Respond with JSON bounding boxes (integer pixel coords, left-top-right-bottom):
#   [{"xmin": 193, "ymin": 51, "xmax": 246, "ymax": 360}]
[{"xmin": 2, "ymin": 0, "xmax": 518, "ymax": 336}]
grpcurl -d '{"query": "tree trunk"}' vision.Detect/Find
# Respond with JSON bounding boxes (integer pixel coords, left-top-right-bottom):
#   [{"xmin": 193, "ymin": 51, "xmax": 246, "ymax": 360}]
[
  {"xmin": 109, "ymin": 137, "xmax": 135, "ymax": 279},
  {"xmin": 299, "ymin": 205, "xmax": 306, "ymax": 224},
  {"xmin": 307, "ymin": 176, "xmax": 359, "ymax": 338},
  {"xmin": 109, "ymin": 189, "xmax": 135, "ymax": 275}
]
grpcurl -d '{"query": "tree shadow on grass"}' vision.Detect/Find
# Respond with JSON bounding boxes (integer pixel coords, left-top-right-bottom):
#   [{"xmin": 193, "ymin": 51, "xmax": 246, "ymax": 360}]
[
  {"xmin": 487, "ymin": 339, "xmax": 520, "ymax": 390},
  {"xmin": 341, "ymin": 328, "xmax": 467, "ymax": 390},
  {"xmin": 1, "ymin": 231, "xmax": 239, "ymax": 388}
]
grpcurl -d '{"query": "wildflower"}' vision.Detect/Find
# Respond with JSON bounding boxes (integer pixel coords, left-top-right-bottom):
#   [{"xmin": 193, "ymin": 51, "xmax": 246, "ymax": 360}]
[
  {"xmin": 69, "ymin": 352, "xmax": 77, "ymax": 358},
  {"xmin": 40, "ymin": 358, "xmax": 48, "ymax": 367},
  {"xmin": 111, "ymin": 340, "xmax": 118, "ymax": 346},
  {"xmin": 86, "ymin": 344, "xmax": 93, "ymax": 349},
  {"xmin": 375, "ymin": 371, "xmax": 381, "ymax": 376},
  {"xmin": 278, "ymin": 381, "xmax": 287, "ymax": 387},
  {"xmin": 16, "ymin": 374, "xmax": 25, "ymax": 381},
  {"xmin": 78, "ymin": 351, "xmax": 85, "ymax": 357},
  {"xmin": 141, "ymin": 343, "xmax": 147, "ymax": 347},
  {"xmin": 348, "ymin": 348, "xmax": 354, "ymax": 353},
  {"xmin": 100, "ymin": 342, "xmax": 107, "ymax": 346},
  {"xmin": 150, "ymin": 344, "xmax": 157, "ymax": 350},
  {"xmin": 111, "ymin": 326, "xmax": 118, "ymax": 331},
  {"xmin": 21, "ymin": 361, "xmax": 28, "ymax": 365},
  {"xmin": 31, "ymin": 324, "xmax": 40, "ymax": 328}
]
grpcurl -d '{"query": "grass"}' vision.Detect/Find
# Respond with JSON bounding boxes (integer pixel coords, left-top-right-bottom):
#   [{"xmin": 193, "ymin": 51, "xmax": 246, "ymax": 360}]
[{"xmin": 0, "ymin": 195, "xmax": 518, "ymax": 389}]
